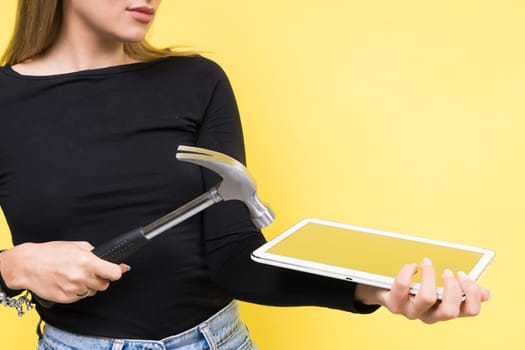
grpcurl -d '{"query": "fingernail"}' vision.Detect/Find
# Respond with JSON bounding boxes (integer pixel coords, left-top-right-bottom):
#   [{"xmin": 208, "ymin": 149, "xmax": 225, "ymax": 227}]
[
  {"xmin": 422, "ymin": 257, "xmax": 432, "ymax": 266},
  {"xmin": 443, "ymin": 269, "xmax": 454, "ymax": 278},
  {"xmin": 458, "ymin": 271, "xmax": 469, "ymax": 281},
  {"xmin": 125, "ymin": 264, "xmax": 131, "ymax": 272},
  {"xmin": 488, "ymin": 290, "xmax": 492, "ymax": 301}
]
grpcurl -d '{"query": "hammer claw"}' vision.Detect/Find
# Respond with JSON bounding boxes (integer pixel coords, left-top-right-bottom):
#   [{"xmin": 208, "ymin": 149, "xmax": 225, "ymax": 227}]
[
  {"xmin": 177, "ymin": 145, "xmax": 233, "ymax": 164},
  {"xmin": 176, "ymin": 145, "xmax": 275, "ymax": 229},
  {"xmin": 176, "ymin": 146, "xmax": 253, "ymax": 181}
]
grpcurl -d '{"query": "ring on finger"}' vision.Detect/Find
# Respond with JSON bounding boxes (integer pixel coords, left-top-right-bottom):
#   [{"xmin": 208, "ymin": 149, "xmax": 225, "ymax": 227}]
[{"xmin": 76, "ymin": 290, "xmax": 90, "ymax": 298}]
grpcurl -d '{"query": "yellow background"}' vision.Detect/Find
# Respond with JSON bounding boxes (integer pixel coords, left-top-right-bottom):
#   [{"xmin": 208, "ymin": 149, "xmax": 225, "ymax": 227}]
[{"xmin": 1, "ymin": 0, "xmax": 523, "ymax": 348}]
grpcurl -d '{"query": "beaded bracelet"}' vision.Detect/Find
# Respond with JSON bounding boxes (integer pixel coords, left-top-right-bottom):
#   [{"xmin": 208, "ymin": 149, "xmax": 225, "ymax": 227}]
[
  {"xmin": 0, "ymin": 250, "xmax": 34, "ymax": 316},
  {"xmin": 0, "ymin": 289, "xmax": 34, "ymax": 316}
]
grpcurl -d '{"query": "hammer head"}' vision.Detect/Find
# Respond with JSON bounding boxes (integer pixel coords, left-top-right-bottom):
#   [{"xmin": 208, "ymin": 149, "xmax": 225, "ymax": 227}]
[{"xmin": 176, "ymin": 145, "xmax": 275, "ymax": 229}]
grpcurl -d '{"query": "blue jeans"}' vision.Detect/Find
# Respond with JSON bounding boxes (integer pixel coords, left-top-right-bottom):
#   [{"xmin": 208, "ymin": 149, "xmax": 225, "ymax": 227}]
[{"xmin": 37, "ymin": 301, "xmax": 258, "ymax": 350}]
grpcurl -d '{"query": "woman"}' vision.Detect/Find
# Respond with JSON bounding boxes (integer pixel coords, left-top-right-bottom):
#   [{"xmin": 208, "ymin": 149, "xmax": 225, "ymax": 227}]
[{"xmin": 0, "ymin": 1, "xmax": 490, "ymax": 349}]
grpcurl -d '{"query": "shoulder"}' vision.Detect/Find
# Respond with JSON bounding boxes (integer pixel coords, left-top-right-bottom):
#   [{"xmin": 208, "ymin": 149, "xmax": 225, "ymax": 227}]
[
  {"xmin": 0, "ymin": 65, "xmax": 15, "ymax": 80},
  {"xmin": 152, "ymin": 55, "xmax": 229, "ymax": 80},
  {"xmin": 0, "ymin": 65, "xmax": 27, "ymax": 91}
]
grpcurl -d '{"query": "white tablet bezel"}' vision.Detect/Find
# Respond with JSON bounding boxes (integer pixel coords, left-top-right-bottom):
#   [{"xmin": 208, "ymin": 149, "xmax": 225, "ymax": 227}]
[{"xmin": 251, "ymin": 218, "xmax": 495, "ymax": 298}]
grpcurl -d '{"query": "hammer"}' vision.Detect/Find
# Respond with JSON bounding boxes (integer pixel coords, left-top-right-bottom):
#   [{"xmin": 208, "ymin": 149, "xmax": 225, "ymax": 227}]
[
  {"xmin": 36, "ymin": 145, "xmax": 274, "ymax": 307},
  {"xmin": 90, "ymin": 145, "xmax": 274, "ymax": 262}
]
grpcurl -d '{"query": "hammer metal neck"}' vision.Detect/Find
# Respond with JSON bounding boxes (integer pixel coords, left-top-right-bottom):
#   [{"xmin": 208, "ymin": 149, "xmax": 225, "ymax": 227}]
[{"xmin": 143, "ymin": 187, "xmax": 222, "ymax": 240}]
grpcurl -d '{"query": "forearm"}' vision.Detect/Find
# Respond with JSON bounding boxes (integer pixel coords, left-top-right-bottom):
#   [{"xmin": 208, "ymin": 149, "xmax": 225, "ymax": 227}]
[
  {"xmin": 354, "ymin": 282, "xmax": 386, "ymax": 307},
  {"xmin": 194, "ymin": 62, "xmax": 380, "ymax": 314},
  {"xmin": 206, "ymin": 224, "xmax": 379, "ymax": 314}
]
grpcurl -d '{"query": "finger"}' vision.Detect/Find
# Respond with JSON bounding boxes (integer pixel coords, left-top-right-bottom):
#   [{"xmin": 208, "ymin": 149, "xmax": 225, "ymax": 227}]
[
  {"xmin": 425, "ymin": 269, "xmax": 462, "ymax": 323},
  {"xmin": 480, "ymin": 288, "xmax": 491, "ymax": 302},
  {"xmin": 458, "ymin": 271, "xmax": 482, "ymax": 316},
  {"xmin": 386, "ymin": 263, "xmax": 418, "ymax": 314},
  {"xmin": 91, "ymin": 258, "xmax": 124, "ymax": 282},
  {"xmin": 76, "ymin": 287, "xmax": 97, "ymax": 299},
  {"xmin": 85, "ymin": 275, "xmax": 112, "ymax": 292},
  {"xmin": 410, "ymin": 258, "xmax": 438, "ymax": 318},
  {"xmin": 120, "ymin": 264, "xmax": 131, "ymax": 274},
  {"xmin": 76, "ymin": 289, "xmax": 90, "ymax": 299},
  {"xmin": 86, "ymin": 265, "xmax": 130, "ymax": 293}
]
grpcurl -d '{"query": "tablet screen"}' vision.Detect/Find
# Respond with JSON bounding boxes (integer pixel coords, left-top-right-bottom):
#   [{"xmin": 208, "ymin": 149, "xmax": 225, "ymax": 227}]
[{"xmin": 261, "ymin": 220, "xmax": 492, "ymax": 287}]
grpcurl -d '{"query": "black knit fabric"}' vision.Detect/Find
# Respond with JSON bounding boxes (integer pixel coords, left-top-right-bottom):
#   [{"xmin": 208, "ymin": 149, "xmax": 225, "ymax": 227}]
[{"xmin": 0, "ymin": 56, "xmax": 378, "ymax": 339}]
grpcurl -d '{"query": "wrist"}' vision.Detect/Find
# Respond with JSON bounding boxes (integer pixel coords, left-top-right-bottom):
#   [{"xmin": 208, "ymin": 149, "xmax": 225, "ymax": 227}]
[
  {"xmin": 354, "ymin": 283, "xmax": 385, "ymax": 306},
  {"xmin": 0, "ymin": 244, "xmax": 33, "ymax": 291},
  {"xmin": 0, "ymin": 249, "xmax": 23, "ymax": 296},
  {"xmin": 0, "ymin": 249, "xmax": 9, "ymax": 285},
  {"xmin": 0, "ymin": 250, "xmax": 34, "ymax": 316}
]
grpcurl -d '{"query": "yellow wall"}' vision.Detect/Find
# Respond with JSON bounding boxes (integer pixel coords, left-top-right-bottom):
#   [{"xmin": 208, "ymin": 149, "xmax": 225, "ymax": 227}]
[{"xmin": 1, "ymin": 0, "xmax": 523, "ymax": 348}]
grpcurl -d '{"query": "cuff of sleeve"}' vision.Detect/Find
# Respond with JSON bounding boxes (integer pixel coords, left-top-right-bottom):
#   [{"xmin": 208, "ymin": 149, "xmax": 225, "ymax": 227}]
[
  {"xmin": 307, "ymin": 274, "xmax": 381, "ymax": 314},
  {"xmin": 351, "ymin": 300, "xmax": 381, "ymax": 314}
]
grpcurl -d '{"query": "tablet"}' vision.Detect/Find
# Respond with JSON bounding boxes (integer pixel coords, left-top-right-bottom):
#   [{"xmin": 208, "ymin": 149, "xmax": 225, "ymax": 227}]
[{"xmin": 251, "ymin": 218, "xmax": 495, "ymax": 299}]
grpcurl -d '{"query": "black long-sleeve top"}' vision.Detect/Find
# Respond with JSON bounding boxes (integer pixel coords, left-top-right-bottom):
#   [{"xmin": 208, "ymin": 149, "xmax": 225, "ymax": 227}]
[{"xmin": 0, "ymin": 56, "xmax": 378, "ymax": 339}]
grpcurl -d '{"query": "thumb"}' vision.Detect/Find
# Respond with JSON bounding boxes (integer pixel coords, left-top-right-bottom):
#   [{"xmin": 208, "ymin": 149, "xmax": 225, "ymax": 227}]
[{"xmin": 119, "ymin": 264, "xmax": 131, "ymax": 274}]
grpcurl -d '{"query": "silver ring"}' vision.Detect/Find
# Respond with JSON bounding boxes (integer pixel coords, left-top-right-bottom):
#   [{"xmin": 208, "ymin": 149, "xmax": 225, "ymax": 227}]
[{"xmin": 77, "ymin": 290, "xmax": 90, "ymax": 298}]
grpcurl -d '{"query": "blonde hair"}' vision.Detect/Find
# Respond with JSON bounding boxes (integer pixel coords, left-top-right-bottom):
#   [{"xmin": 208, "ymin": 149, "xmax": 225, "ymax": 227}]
[{"xmin": 1, "ymin": 0, "xmax": 180, "ymax": 66}]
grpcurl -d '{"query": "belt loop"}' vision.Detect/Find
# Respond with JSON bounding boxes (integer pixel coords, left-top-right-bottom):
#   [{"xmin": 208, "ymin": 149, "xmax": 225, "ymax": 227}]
[
  {"xmin": 111, "ymin": 340, "xmax": 124, "ymax": 350},
  {"xmin": 198, "ymin": 322, "xmax": 218, "ymax": 350}
]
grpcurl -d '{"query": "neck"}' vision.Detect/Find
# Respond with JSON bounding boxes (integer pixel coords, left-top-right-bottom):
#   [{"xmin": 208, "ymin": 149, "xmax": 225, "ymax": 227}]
[
  {"xmin": 15, "ymin": 8, "xmax": 140, "ymax": 75},
  {"xmin": 48, "ymin": 2, "xmax": 141, "ymax": 72},
  {"xmin": 43, "ymin": 31, "xmax": 135, "ymax": 73}
]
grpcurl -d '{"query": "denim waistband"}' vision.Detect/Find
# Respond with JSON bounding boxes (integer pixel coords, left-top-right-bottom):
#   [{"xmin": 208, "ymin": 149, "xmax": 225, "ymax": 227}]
[{"xmin": 39, "ymin": 300, "xmax": 256, "ymax": 350}]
